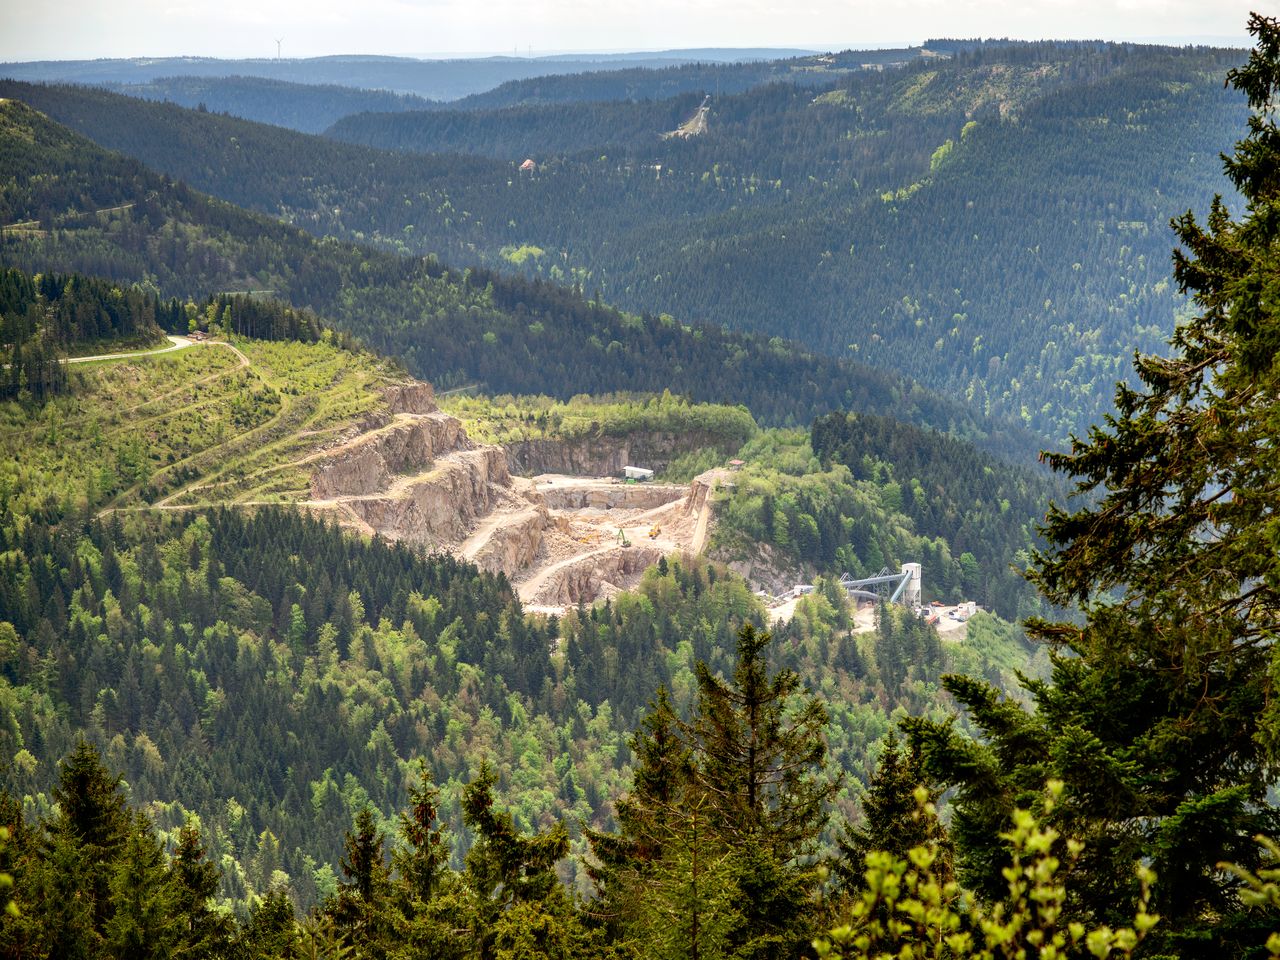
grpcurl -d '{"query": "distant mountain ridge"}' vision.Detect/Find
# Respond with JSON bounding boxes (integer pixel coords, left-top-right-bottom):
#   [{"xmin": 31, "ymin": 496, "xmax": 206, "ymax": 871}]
[
  {"xmin": 0, "ymin": 97, "xmax": 1036, "ymax": 454},
  {"xmin": 0, "ymin": 50, "xmax": 826, "ymax": 100},
  {"xmin": 0, "ymin": 42, "xmax": 1247, "ymax": 443}
]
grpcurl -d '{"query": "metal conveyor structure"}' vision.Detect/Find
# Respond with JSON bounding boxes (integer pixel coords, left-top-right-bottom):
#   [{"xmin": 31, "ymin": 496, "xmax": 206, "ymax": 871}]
[{"xmin": 838, "ymin": 563, "xmax": 921, "ymax": 608}]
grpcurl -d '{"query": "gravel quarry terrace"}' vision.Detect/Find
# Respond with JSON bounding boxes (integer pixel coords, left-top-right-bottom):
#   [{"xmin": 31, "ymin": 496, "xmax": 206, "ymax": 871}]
[
  {"xmin": 303, "ymin": 379, "xmax": 728, "ymax": 613},
  {"xmin": 40, "ymin": 339, "xmax": 727, "ymax": 614}
]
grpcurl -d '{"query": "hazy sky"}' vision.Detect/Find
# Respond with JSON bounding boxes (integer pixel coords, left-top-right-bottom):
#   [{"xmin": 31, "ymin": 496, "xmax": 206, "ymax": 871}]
[{"xmin": 0, "ymin": 0, "xmax": 1263, "ymax": 61}]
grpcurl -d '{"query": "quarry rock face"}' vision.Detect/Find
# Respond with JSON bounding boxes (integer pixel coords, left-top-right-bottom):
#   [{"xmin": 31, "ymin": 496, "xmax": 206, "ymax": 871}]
[
  {"xmin": 527, "ymin": 546, "xmax": 662, "ymax": 606},
  {"xmin": 341, "ymin": 448, "xmax": 510, "ymax": 545},
  {"xmin": 471, "ymin": 505, "xmax": 549, "ymax": 576},
  {"xmin": 382, "ymin": 382, "xmax": 438, "ymax": 415},
  {"xmin": 310, "ymin": 413, "xmax": 472, "ymax": 499},
  {"xmin": 505, "ymin": 430, "xmax": 732, "ymax": 477},
  {"xmin": 505, "ymin": 438, "xmax": 630, "ymax": 477},
  {"xmin": 539, "ymin": 483, "xmax": 685, "ymax": 511},
  {"xmin": 306, "ymin": 379, "xmax": 720, "ymax": 610},
  {"xmin": 684, "ymin": 473, "xmax": 717, "ymax": 516},
  {"xmin": 308, "ymin": 380, "xmax": 511, "ymax": 547}
]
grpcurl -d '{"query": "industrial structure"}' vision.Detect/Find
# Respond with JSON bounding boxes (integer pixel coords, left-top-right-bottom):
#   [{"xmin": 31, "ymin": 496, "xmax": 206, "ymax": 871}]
[{"xmin": 838, "ymin": 563, "xmax": 922, "ymax": 608}]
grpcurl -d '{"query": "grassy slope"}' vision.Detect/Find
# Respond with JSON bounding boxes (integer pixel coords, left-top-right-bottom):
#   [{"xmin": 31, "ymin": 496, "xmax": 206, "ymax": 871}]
[{"xmin": 0, "ymin": 337, "xmax": 402, "ymax": 519}]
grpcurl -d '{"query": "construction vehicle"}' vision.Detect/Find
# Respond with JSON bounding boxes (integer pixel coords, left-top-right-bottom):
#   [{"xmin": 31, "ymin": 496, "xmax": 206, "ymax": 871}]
[
  {"xmin": 648, "ymin": 525, "xmax": 661, "ymax": 539},
  {"xmin": 617, "ymin": 528, "xmax": 631, "ymax": 547}
]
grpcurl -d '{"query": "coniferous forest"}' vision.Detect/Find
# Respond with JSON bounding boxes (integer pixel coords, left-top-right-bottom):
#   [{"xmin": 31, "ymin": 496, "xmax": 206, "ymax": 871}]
[{"xmin": 1, "ymin": 9, "xmax": 1279, "ymax": 960}]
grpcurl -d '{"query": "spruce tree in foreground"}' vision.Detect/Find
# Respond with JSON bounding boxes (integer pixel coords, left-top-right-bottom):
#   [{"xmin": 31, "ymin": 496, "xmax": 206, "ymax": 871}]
[
  {"xmin": 834, "ymin": 735, "xmax": 950, "ymax": 895},
  {"xmin": 906, "ymin": 14, "xmax": 1280, "ymax": 956},
  {"xmin": 590, "ymin": 622, "xmax": 837, "ymax": 960}
]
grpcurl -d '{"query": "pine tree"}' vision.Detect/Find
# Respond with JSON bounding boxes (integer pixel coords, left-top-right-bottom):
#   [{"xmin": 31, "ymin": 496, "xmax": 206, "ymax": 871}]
[
  {"xmin": 45, "ymin": 740, "xmax": 131, "ymax": 937},
  {"xmin": 906, "ymin": 16, "xmax": 1280, "ymax": 955},
  {"xmin": 392, "ymin": 760, "xmax": 449, "ymax": 906},
  {"xmin": 103, "ymin": 813, "xmax": 182, "ymax": 960},
  {"xmin": 586, "ymin": 687, "xmax": 694, "ymax": 939},
  {"xmin": 331, "ymin": 807, "xmax": 392, "ymax": 959},
  {"xmin": 461, "ymin": 763, "xmax": 578, "ymax": 960},
  {"xmin": 171, "ymin": 820, "xmax": 234, "ymax": 957},
  {"xmin": 834, "ymin": 735, "xmax": 950, "ymax": 894},
  {"xmin": 692, "ymin": 622, "xmax": 837, "ymax": 861},
  {"xmin": 630, "ymin": 792, "xmax": 745, "ymax": 960},
  {"xmin": 236, "ymin": 888, "xmax": 300, "ymax": 959},
  {"xmin": 595, "ymin": 624, "xmax": 837, "ymax": 959},
  {"xmin": 389, "ymin": 760, "xmax": 467, "ymax": 960}
]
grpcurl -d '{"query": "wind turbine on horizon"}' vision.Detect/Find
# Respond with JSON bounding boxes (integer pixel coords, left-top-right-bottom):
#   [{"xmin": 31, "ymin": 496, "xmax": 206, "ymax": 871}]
[{"xmin": 275, "ymin": 37, "xmax": 283, "ymax": 60}]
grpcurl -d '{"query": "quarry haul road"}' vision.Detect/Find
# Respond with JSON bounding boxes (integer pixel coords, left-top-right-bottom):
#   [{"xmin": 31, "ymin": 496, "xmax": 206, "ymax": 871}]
[{"xmin": 65, "ymin": 335, "xmax": 193, "ymax": 364}]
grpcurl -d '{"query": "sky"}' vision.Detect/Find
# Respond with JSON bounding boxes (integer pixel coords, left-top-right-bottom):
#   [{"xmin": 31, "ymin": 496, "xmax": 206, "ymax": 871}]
[{"xmin": 0, "ymin": 0, "xmax": 1263, "ymax": 61}]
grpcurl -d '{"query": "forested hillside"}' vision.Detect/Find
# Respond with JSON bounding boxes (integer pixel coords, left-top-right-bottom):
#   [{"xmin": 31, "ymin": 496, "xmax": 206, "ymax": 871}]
[
  {"xmin": 329, "ymin": 43, "xmax": 1249, "ymax": 441},
  {"xmin": 708, "ymin": 414, "xmax": 1060, "ymax": 620},
  {"xmin": 92, "ymin": 52, "xmax": 871, "ymax": 134},
  {"xmin": 103, "ymin": 76, "xmax": 439, "ymax": 135},
  {"xmin": 431, "ymin": 50, "xmax": 894, "ymax": 110},
  {"xmin": 0, "ymin": 269, "xmax": 167, "ymax": 401},
  {"xmin": 5, "ymin": 14, "xmax": 1277, "ymax": 956},
  {"xmin": 0, "ymin": 319, "xmax": 1035, "ymax": 925},
  {"xmin": 0, "ymin": 97, "xmax": 1034, "ymax": 451},
  {"xmin": 3, "ymin": 44, "xmax": 1248, "ymax": 441},
  {"xmin": 327, "ymin": 93, "xmax": 709, "ymax": 159},
  {"xmin": 0, "ymin": 52, "xmax": 789, "ymax": 100}
]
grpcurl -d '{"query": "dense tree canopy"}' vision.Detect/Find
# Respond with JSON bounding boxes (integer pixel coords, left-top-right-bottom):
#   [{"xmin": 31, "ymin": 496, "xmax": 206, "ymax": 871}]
[{"xmin": 905, "ymin": 14, "xmax": 1280, "ymax": 957}]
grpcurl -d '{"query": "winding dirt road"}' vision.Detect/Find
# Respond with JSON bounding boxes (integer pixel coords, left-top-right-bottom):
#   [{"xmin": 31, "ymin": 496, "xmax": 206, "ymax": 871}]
[{"xmin": 65, "ymin": 335, "xmax": 193, "ymax": 364}]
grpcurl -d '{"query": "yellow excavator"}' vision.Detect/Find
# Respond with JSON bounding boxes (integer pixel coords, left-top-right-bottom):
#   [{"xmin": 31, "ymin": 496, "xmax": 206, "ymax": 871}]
[{"xmin": 648, "ymin": 525, "xmax": 661, "ymax": 539}]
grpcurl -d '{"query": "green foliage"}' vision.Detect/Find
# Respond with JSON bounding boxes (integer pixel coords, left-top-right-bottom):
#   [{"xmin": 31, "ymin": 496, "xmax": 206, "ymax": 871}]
[
  {"xmin": 0, "ymin": 325, "xmax": 396, "ymax": 517},
  {"xmin": 716, "ymin": 427, "xmax": 1050, "ymax": 620},
  {"xmin": 815, "ymin": 783, "xmax": 1159, "ymax": 960},
  {"xmin": 903, "ymin": 18, "xmax": 1280, "ymax": 956},
  {"xmin": 591, "ymin": 623, "xmax": 838, "ymax": 959},
  {"xmin": 835, "ymin": 735, "xmax": 950, "ymax": 895},
  {"xmin": 811, "ymin": 411, "xmax": 1061, "ymax": 618},
  {"xmin": 1, "ymin": 43, "xmax": 1237, "ymax": 441},
  {"xmin": 0, "ymin": 741, "xmax": 234, "ymax": 958},
  {"xmin": 442, "ymin": 389, "xmax": 756, "ymax": 458},
  {"xmin": 0, "ymin": 93, "xmax": 1023, "ymax": 443}
]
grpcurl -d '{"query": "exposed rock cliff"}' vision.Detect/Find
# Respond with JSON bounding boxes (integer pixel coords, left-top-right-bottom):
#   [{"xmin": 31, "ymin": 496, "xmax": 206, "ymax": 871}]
[
  {"xmin": 539, "ymin": 483, "xmax": 685, "ymax": 511},
  {"xmin": 470, "ymin": 504, "xmax": 549, "ymax": 576},
  {"xmin": 340, "ymin": 448, "xmax": 511, "ymax": 545},
  {"xmin": 310, "ymin": 413, "xmax": 471, "ymax": 499},
  {"xmin": 383, "ymin": 382, "xmax": 438, "ymax": 415},
  {"xmin": 505, "ymin": 430, "xmax": 734, "ymax": 477},
  {"xmin": 305, "ymin": 381, "xmax": 724, "ymax": 609},
  {"xmin": 524, "ymin": 545, "xmax": 662, "ymax": 606}
]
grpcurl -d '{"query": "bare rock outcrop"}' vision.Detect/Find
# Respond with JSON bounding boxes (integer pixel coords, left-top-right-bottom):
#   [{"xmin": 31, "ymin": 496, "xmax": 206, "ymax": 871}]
[
  {"xmin": 383, "ymin": 382, "xmax": 438, "ymax": 415},
  {"xmin": 471, "ymin": 505, "xmax": 550, "ymax": 576},
  {"xmin": 528, "ymin": 546, "xmax": 661, "ymax": 606},
  {"xmin": 310, "ymin": 413, "xmax": 471, "ymax": 499},
  {"xmin": 506, "ymin": 438, "xmax": 629, "ymax": 477},
  {"xmin": 342, "ymin": 448, "xmax": 511, "ymax": 546},
  {"xmin": 505, "ymin": 430, "xmax": 737, "ymax": 478},
  {"xmin": 540, "ymin": 483, "xmax": 685, "ymax": 512},
  {"xmin": 684, "ymin": 473, "xmax": 718, "ymax": 516}
]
